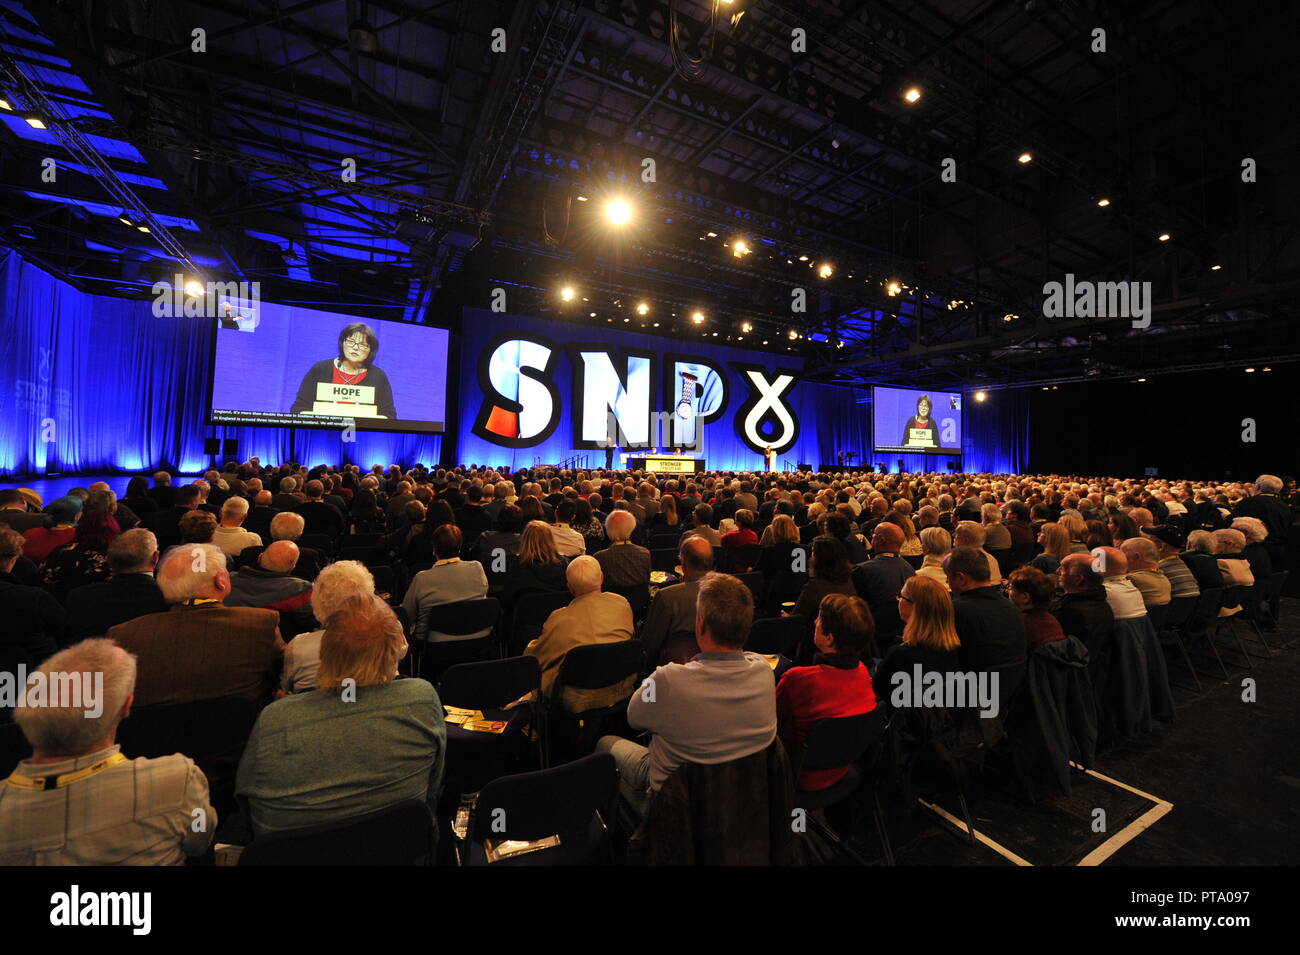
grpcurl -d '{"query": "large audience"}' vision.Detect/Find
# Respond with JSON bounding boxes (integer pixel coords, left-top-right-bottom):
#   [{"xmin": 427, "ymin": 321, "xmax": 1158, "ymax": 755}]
[{"xmin": 0, "ymin": 461, "xmax": 1293, "ymax": 863}]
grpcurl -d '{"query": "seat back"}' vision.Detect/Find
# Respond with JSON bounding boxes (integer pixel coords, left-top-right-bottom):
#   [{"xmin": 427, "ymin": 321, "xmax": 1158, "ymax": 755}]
[
  {"xmin": 723, "ymin": 544, "xmax": 762, "ymax": 573},
  {"xmin": 1191, "ymin": 586, "xmax": 1223, "ymax": 625},
  {"xmin": 117, "ymin": 694, "xmax": 259, "ymax": 763},
  {"xmin": 421, "ymin": 597, "xmax": 501, "ymax": 640},
  {"xmin": 241, "ymin": 800, "xmax": 435, "ymax": 866},
  {"xmin": 471, "ymin": 752, "xmax": 617, "ymax": 850},
  {"xmin": 651, "ymin": 548, "xmax": 679, "ymax": 573},
  {"xmin": 513, "ymin": 590, "xmax": 571, "ymax": 630},
  {"xmin": 440, "ymin": 655, "xmax": 540, "ymax": 710},
  {"xmin": 902, "ymin": 553, "xmax": 923, "ymax": 569},
  {"xmin": 746, "ymin": 614, "xmax": 805, "ymax": 656},
  {"xmin": 555, "ymin": 640, "xmax": 644, "ymax": 691},
  {"xmin": 796, "ymin": 708, "xmax": 885, "ymax": 776},
  {"xmin": 606, "ymin": 584, "xmax": 650, "ymax": 620},
  {"xmin": 1161, "ymin": 594, "xmax": 1197, "ymax": 631}
]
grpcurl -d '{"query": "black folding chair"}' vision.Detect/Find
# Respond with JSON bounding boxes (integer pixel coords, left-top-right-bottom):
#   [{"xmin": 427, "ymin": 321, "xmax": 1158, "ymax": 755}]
[
  {"xmin": 734, "ymin": 571, "xmax": 766, "ymax": 606},
  {"xmin": 606, "ymin": 584, "xmax": 650, "ymax": 621},
  {"xmin": 1156, "ymin": 594, "xmax": 1201, "ymax": 690},
  {"xmin": 240, "ymin": 800, "xmax": 436, "ymax": 866},
  {"xmin": 792, "ymin": 708, "xmax": 890, "ymax": 865},
  {"xmin": 413, "ymin": 598, "xmax": 501, "ymax": 683},
  {"xmin": 651, "ymin": 548, "xmax": 679, "ymax": 573},
  {"xmin": 1213, "ymin": 586, "xmax": 1258, "ymax": 670},
  {"xmin": 460, "ymin": 752, "xmax": 618, "ymax": 866},
  {"xmin": 441, "ymin": 656, "xmax": 544, "ymax": 782},
  {"xmin": 549, "ymin": 640, "xmax": 644, "ymax": 761},
  {"xmin": 747, "ymin": 614, "xmax": 805, "ymax": 657},
  {"xmin": 508, "ymin": 590, "xmax": 571, "ymax": 654},
  {"xmin": 300, "ymin": 533, "xmax": 335, "ymax": 558},
  {"xmin": 1183, "ymin": 586, "xmax": 1228, "ymax": 678}
]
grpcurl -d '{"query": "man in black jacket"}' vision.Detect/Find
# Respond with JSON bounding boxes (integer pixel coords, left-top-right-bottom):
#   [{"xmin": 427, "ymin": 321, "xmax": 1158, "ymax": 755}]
[
  {"xmin": 64, "ymin": 529, "xmax": 166, "ymax": 643},
  {"xmin": 852, "ymin": 522, "xmax": 914, "ymax": 651},
  {"xmin": 295, "ymin": 479, "xmax": 346, "ymax": 540},
  {"xmin": 1050, "ymin": 553, "xmax": 1115, "ymax": 678},
  {"xmin": 945, "ymin": 545, "xmax": 1026, "ymax": 713},
  {"xmin": 145, "ymin": 484, "xmax": 201, "ymax": 550},
  {"xmin": 1233, "ymin": 473, "xmax": 1291, "ymax": 562},
  {"xmin": 0, "ymin": 488, "xmax": 48, "ymax": 534},
  {"xmin": 0, "ymin": 528, "xmax": 64, "ymax": 667}
]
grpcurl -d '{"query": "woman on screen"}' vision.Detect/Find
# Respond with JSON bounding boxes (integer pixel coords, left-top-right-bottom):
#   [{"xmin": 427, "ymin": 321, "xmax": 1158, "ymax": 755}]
[
  {"xmin": 902, "ymin": 394, "xmax": 938, "ymax": 449},
  {"xmin": 290, "ymin": 323, "xmax": 397, "ymax": 419}
]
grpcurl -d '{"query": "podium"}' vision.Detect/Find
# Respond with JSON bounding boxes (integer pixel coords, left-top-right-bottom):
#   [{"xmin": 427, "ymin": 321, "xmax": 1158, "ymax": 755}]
[
  {"xmin": 628, "ymin": 456, "xmax": 704, "ymax": 473},
  {"xmin": 310, "ymin": 381, "xmax": 381, "ymax": 418}
]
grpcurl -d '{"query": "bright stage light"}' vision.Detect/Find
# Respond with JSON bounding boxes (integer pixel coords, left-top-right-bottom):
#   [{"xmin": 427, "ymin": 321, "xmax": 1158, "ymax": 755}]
[
  {"xmin": 1210, "ymin": 264, "xmax": 1222, "ymax": 271},
  {"xmin": 636, "ymin": 301, "xmax": 649, "ymax": 315},
  {"xmin": 788, "ymin": 329, "xmax": 798, "ymax": 340},
  {"xmin": 0, "ymin": 98, "xmax": 11, "ymax": 111},
  {"xmin": 691, "ymin": 310, "xmax": 705, "ymax": 324},
  {"xmin": 903, "ymin": 87, "xmax": 922, "ymax": 104},
  {"xmin": 1017, "ymin": 152, "xmax": 1033, "ymax": 164},
  {"xmin": 560, "ymin": 285, "xmax": 576, "ymax": 302},
  {"xmin": 732, "ymin": 238, "xmax": 751, "ymax": 257},
  {"xmin": 818, "ymin": 263, "xmax": 833, "ymax": 278},
  {"xmin": 886, "ymin": 281, "xmax": 901, "ymax": 296},
  {"xmin": 136, "ymin": 225, "xmax": 150, "ymax": 233},
  {"xmin": 603, "ymin": 197, "xmax": 633, "ymax": 227},
  {"xmin": 974, "ymin": 391, "xmax": 987, "ymax": 402},
  {"xmin": 183, "ymin": 280, "xmax": 205, "ymax": 297},
  {"xmin": 1158, "ymin": 233, "xmax": 1171, "ymax": 242},
  {"xmin": 24, "ymin": 116, "xmax": 46, "ymax": 129},
  {"xmin": 741, "ymin": 321, "xmax": 752, "ymax": 333},
  {"xmin": 1097, "ymin": 197, "xmax": 1111, "ymax": 207}
]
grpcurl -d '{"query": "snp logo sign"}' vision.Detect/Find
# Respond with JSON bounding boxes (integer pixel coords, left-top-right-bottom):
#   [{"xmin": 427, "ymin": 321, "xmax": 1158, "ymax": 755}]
[
  {"xmin": 50, "ymin": 885, "xmax": 151, "ymax": 935},
  {"xmin": 733, "ymin": 364, "xmax": 801, "ymax": 454}
]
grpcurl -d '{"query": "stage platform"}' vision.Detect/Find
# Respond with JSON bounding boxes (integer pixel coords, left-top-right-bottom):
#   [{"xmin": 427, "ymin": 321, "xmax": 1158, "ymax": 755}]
[{"xmin": 1, "ymin": 474, "xmax": 205, "ymax": 503}]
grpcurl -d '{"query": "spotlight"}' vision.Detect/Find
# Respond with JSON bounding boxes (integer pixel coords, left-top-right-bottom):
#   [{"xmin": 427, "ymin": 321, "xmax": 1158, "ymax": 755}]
[
  {"xmin": 24, "ymin": 116, "xmax": 46, "ymax": 129},
  {"xmin": 818, "ymin": 263, "xmax": 833, "ymax": 279},
  {"xmin": 589, "ymin": 312, "xmax": 597, "ymax": 318},
  {"xmin": 974, "ymin": 391, "xmax": 987, "ymax": 402},
  {"xmin": 731, "ymin": 238, "xmax": 751, "ymax": 257},
  {"xmin": 886, "ymin": 281, "xmax": 902, "ymax": 296},
  {"xmin": 603, "ymin": 197, "xmax": 633, "ymax": 227},
  {"xmin": 559, "ymin": 285, "xmax": 576, "ymax": 302},
  {"xmin": 1017, "ymin": 152, "xmax": 1033, "ymax": 164},
  {"xmin": 1097, "ymin": 197, "xmax": 1111, "ymax": 207},
  {"xmin": 1158, "ymin": 233, "xmax": 1171, "ymax": 242},
  {"xmin": 183, "ymin": 279, "xmax": 205, "ymax": 297},
  {"xmin": 1002, "ymin": 313, "xmax": 1018, "ymax": 323},
  {"xmin": 903, "ymin": 86, "xmax": 922, "ymax": 104},
  {"xmin": 741, "ymin": 321, "xmax": 752, "ymax": 333},
  {"xmin": 636, "ymin": 301, "xmax": 649, "ymax": 315},
  {"xmin": 0, "ymin": 98, "xmax": 11, "ymax": 111},
  {"xmin": 1137, "ymin": 378, "xmax": 1146, "ymax": 382},
  {"xmin": 575, "ymin": 195, "xmax": 588, "ymax": 202},
  {"xmin": 136, "ymin": 225, "xmax": 150, "ymax": 233},
  {"xmin": 798, "ymin": 255, "xmax": 809, "ymax": 262},
  {"xmin": 1262, "ymin": 367, "xmax": 1272, "ymax": 372},
  {"xmin": 1210, "ymin": 264, "xmax": 1222, "ymax": 271},
  {"xmin": 788, "ymin": 329, "xmax": 798, "ymax": 340},
  {"xmin": 706, "ymin": 232, "xmax": 718, "ymax": 238},
  {"xmin": 1245, "ymin": 367, "xmax": 1256, "ymax": 373},
  {"xmin": 691, "ymin": 310, "xmax": 705, "ymax": 324},
  {"xmin": 118, "ymin": 214, "xmax": 133, "ymax": 226}
]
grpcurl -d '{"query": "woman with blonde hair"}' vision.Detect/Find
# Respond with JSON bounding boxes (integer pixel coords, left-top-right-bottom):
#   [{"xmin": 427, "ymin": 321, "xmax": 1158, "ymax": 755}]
[
  {"xmin": 871, "ymin": 575, "xmax": 961, "ymax": 708},
  {"xmin": 236, "ymin": 594, "xmax": 443, "ymax": 837},
  {"xmin": 503, "ymin": 520, "xmax": 569, "ymax": 611},
  {"xmin": 1030, "ymin": 522, "xmax": 1071, "ymax": 574},
  {"xmin": 916, "ymin": 526, "xmax": 951, "ymax": 589},
  {"xmin": 1059, "ymin": 513, "xmax": 1089, "ymax": 553}
]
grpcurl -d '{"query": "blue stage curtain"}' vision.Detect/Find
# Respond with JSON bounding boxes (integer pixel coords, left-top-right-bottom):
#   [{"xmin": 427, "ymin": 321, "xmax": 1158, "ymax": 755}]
[{"xmin": 0, "ymin": 252, "xmax": 440, "ymax": 476}]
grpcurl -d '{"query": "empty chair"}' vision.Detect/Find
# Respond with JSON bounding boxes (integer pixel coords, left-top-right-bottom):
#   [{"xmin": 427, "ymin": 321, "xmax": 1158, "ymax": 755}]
[
  {"xmin": 461, "ymin": 752, "xmax": 618, "ymax": 866},
  {"xmin": 240, "ymin": 800, "xmax": 436, "ymax": 866},
  {"xmin": 509, "ymin": 591, "xmax": 571, "ymax": 654},
  {"xmin": 747, "ymin": 614, "xmax": 805, "ymax": 657},
  {"xmin": 413, "ymin": 598, "xmax": 501, "ymax": 682},
  {"xmin": 1155, "ymin": 594, "xmax": 1201, "ymax": 690},
  {"xmin": 651, "ymin": 548, "xmax": 679, "ymax": 573},
  {"xmin": 440, "ymin": 656, "xmax": 543, "ymax": 785}
]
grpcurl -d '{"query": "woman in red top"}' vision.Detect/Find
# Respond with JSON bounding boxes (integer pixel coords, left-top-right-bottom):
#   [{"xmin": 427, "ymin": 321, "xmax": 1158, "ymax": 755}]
[{"xmin": 776, "ymin": 593, "xmax": 879, "ymax": 791}]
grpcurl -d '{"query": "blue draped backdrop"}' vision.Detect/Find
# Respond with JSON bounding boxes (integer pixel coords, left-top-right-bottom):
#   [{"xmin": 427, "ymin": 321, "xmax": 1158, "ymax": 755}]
[{"xmin": 0, "ymin": 252, "xmax": 1027, "ymax": 476}]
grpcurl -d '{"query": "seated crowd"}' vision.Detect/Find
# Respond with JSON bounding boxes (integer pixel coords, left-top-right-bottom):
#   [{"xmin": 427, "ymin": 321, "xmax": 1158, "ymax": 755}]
[{"xmin": 0, "ymin": 462, "xmax": 1293, "ymax": 863}]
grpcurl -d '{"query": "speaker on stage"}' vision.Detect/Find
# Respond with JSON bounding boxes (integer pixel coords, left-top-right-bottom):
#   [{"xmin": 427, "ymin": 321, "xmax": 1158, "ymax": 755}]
[
  {"xmin": 897, "ymin": 459, "xmax": 904, "ymax": 473},
  {"xmin": 223, "ymin": 438, "xmax": 239, "ymax": 457},
  {"xmin": 203, "ymin": 438, "xmax": 220, "ymax": 455}
]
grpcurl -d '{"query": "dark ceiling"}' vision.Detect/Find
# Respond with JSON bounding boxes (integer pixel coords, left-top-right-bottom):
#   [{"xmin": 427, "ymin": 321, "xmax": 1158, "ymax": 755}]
[{"xmin": 2, "ymin": 0, "xmax": 1298, "ymax": 390}]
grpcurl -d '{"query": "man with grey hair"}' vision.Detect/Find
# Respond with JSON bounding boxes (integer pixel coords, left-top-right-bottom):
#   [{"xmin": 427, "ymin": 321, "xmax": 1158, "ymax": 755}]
[
  {"xmin": 107, "ymin": 543, "xmax": 283, "ymax": 707},
  {"xmin": 526, "ymin": 555, "xmax": 634, "ymax": 709},
  {"xmin": 294, "ymin": 479, "xmax": 346, "ymax": 540},
  {"xmin": 239, "ymin": 511, "xmax": 322, "ymax": 580},
  {"xmin": 64, "ymin": 529, "xmax": 167, "ymax": 643},
  {"xmin": 1213, "ymin": 528, "xmax": 1255, "ymax": 615},
  {"xmin": 272, "ymin": 475, "xmax": 304, "ymax": 511},
  {"xmin": 598, "ymin": 571, "xmax": 775, "ymax": 828},
  {"xmin": 0, "ymin": 638, "xmax": 216, "ymax": 865},
  {"xmin": 1119, "ymin": 537, "xmax": 1171, "ymax": 610},
  {"xmin": 1233, "ymin": 474, "xmax": 1289, "ymax": 563},
  {"xmin": 213, "ymin": 494, "xmax": 262, "ymax": 557},
  {"xmin": 593, "ymin": 509, "xmax": 651, "ymax": 589}
]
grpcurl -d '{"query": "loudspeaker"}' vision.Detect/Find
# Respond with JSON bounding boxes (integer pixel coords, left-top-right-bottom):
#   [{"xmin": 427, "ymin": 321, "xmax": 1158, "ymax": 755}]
[
  {"xmin": 223, "ymin": 438, "xmax": 239, "ymax": 457},
  {"xmin": 203, "ymin": 438, "xmax": 220, "ymax": 455}
]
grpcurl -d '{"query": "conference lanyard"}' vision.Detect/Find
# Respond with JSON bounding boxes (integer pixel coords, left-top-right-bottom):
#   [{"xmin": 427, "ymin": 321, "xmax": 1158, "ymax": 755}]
[{"xmin": 6, "ymin": 752, "xmax": 128, "ymax": 792}]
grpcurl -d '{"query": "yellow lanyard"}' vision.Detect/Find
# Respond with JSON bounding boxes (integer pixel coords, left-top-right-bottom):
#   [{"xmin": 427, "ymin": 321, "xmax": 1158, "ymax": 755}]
[{"xmin": 6, "ymin": 752, "xmax": 128, "ymax": 792}]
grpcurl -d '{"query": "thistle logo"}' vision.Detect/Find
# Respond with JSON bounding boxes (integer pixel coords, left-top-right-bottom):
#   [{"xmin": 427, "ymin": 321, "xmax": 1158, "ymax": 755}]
[
  {"xmin": 471, "ymin": 334, "xmax": 561, "ymax": 448},
  {"xmin": 732, "ymin": 363, "xmax": 801, "ymax": 454}
]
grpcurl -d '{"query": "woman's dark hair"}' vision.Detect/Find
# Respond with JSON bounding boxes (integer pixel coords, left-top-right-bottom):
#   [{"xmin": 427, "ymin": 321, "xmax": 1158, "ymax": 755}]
[
  {"xmin": 1084, "ymin": 520, "xmax": 1110, "ymax": 551},
  {"xmin": 916, "ymin": 394, "xmax": 932, "ymax": 415},
  {"xmin": 1008, "ymin": 567, "xmax": 1056, "ymax": 611},
  {"xmin": 573, "ymin": 498, "xmax": 593, "ymax": 526},
  {"xmin": 810, "ymin": 536, "xmax": 851, "ymax": 583},
  {"xmin": 337, "ymin": 323, "xmax": 380, "ymax": 366},
  {"xmin": 817, "ymin": 593, "xmax": 877, "ymax": 659},
  {"xmin": 1109, "ymin": 512, "xmax": 1139, "ymax": 545},
  {"xmin": 497, "ymin": 504, "xmax": 523, "ymax": 534},
  {"xmin": 418, "ymin": 499, "xmax": 455, "ymax": 535},
  {"xmin": 518, "ymin": 497, "xmax": 545, "ymax": 523},
  {"xmin": 125, "ymin": 476, "xmax": 150, "ymax": 499}
]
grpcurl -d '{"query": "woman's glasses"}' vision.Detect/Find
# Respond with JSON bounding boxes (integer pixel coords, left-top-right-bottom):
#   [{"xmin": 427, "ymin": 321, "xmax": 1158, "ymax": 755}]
[{"xmin": 343, "ymin": 338, "xmax": 370, "ymax": 350}]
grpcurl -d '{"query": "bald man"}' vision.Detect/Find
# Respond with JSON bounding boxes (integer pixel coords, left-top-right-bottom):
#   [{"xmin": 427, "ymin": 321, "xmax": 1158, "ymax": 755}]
[
  {"xmin": 641, "ymin": 536, "xmax": 715, "ymax": 666},
  {"xmin": 851, "ymin": 521, "xmax": 915, "ymax": 649},
  {"xmin": 1093, "ymin": 546, "xmax": 1147, "ymax": 620},
  {"xmin": 226, "ymin": 540, "xmax": 313, "ymax": 613},
  {"xmin": 1051, "ymin": 553, "xmax": 1115, "ymax": 665},
  {"xmin": 1120, "ymin": 538, "xmax": 1171, "ymax": 609}
]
